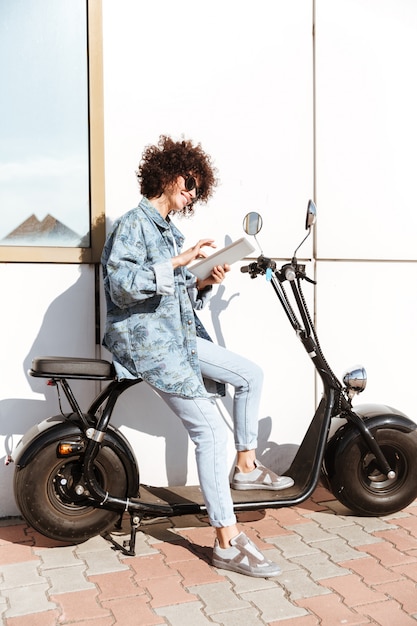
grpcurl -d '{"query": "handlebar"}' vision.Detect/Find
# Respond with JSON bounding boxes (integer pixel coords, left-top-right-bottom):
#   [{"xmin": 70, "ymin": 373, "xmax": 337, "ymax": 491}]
[
  {"xmin": 240, "ymin": 256, "xmax": 276, "ymax": 278},
  {"xmin": 241, "ymin": 255, "xmax": 316, "ymax": 285}
]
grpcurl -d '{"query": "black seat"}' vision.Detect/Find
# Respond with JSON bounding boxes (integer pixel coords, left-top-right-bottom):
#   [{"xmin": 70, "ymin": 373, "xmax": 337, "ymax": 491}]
[{"xmin": 30, "ymin": 356, "xmax": 115, "ymax": 380}]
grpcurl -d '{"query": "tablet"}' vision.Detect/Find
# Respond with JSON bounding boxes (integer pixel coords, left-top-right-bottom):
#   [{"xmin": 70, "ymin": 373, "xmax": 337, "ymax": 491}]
[{"xmin": 188, "ymin": 237, "xmax": 256, "ymax": 280}]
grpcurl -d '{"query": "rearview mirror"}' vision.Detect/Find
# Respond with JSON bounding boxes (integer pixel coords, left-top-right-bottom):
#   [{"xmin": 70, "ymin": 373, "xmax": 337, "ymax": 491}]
[
  {"xmin": 305, "ymin": 200, "xmax": 317, "ymax": 230},
  {"xmin": 243, "ymin": 212, "xmax": 263, "ymax": 236}
]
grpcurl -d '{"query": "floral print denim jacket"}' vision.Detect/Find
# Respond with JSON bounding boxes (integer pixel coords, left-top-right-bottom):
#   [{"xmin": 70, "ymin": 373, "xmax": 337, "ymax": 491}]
[{"xmin": 101, "ymin": 197, "xmax": 215, "ymax": 398}]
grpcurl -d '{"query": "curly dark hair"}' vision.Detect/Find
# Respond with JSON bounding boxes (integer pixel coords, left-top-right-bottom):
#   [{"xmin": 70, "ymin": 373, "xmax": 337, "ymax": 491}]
[{"xmin": 136, "ymin": 135, "xmax": 218, "ymax": 216}]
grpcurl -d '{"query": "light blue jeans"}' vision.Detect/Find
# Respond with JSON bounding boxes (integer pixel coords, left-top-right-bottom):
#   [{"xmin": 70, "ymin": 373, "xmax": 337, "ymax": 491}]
[{"xmin": 156, "ymin": 337, "xmax": 264, "ymax": 528}]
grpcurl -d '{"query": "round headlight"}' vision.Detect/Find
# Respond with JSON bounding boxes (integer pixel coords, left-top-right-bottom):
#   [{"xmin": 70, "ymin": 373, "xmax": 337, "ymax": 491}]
[{"xmin": 343, "ymin": 365, "xmax": 367, "ymax": 397}]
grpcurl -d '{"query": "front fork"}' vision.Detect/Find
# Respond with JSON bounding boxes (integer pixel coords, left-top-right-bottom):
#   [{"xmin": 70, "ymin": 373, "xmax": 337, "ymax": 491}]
[{"xmin": 342, "ymin": 406, "xmax": 396, "ymax": 479}]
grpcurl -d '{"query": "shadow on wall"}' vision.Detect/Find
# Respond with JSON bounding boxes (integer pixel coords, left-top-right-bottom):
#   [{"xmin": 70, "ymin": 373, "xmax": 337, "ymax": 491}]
[
  {"xmin": 0, "ymin": 225, "xmax": 297, "ymax": 518},
  {"xmin": 0, "ymin": 224, "xmax": 239, "ymax": 499}
]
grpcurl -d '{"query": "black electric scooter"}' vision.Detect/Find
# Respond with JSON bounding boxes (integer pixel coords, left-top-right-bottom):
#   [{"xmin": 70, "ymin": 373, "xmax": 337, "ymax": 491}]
[{"xmin": 11, "ymin": 200, "xmax": 417, "ymax": 556}]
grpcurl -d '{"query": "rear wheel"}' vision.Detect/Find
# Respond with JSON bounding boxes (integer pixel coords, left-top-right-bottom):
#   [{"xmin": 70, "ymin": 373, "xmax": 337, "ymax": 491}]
[
  {"xmin": 14, "ymin": 439, "xmax": 128, "ymax": 543},
  {"xmin": 329, "ymin": 428, "xmax": 417, "ymax": 516}
]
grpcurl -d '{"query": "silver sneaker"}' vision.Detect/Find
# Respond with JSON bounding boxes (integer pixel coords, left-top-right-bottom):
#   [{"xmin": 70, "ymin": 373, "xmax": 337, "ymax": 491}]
[
  {"xmin": 231, "ymin": 459, "xmax": 294, "ymax": 491},
  {"xmin": 212, "ymin": 532, "xmax": 281, "ymax": 578}
]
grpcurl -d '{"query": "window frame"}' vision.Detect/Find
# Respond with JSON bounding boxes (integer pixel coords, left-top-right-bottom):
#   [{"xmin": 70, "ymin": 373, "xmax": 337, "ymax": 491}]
[{"xmin": 0, "ymin": 0, "xmax": 104, "ymax": 264}]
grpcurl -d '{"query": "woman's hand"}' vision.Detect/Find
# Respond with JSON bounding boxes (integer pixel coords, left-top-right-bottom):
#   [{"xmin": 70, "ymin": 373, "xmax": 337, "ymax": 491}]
[
  {"xmin": 172, "ymin": 238, "xmax": 216, "ymax": 269},
  {"xmin": 197, "ymin": 264, "xmax": 231, "ymax": 290}
]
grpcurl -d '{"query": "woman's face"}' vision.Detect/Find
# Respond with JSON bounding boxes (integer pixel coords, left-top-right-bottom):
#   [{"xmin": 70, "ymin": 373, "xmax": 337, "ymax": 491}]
[{"xmin": 166, "ymin": 175, "xmax": 199, "ymax": 212}]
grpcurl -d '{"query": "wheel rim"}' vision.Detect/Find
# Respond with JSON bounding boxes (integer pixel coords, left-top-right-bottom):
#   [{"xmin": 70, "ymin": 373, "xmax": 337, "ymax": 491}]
[
  {"xmin": 48, "ymin": 458, "xmax": 105, "ymax": 515},
  {"xmin": 360, "ymin": 444, "xmax": 407, "ymax": 493}
]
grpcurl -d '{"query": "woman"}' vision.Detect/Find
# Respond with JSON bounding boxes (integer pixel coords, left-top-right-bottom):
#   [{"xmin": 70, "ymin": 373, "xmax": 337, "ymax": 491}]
[{"xmin": 101, "ymin": 135, "xmax": 293, "ymax": 577}]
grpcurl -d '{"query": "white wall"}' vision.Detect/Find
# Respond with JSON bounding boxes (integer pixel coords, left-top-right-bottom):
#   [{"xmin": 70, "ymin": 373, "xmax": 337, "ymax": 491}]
[
  {"xmin": 1, "ymin": 0, "xmax": 416, "ymax": 517},
  {"xmin": 315, "ymin": 0, "xmax": 417, "ymax": 420}
]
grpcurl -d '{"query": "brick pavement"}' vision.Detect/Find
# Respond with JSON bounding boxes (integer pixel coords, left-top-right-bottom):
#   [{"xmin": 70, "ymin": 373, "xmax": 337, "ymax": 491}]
[{"xmin": 1, "ymin": 485, "xmax": 417, "ymax": 625}]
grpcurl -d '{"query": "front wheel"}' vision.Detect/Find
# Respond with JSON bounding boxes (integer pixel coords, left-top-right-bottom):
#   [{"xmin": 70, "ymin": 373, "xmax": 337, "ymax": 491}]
[
  {"xmin": 328, "ymin": 427, "xmax": 417, "ymax": 516},
  {"xmin": 14, "ymin": 438, "xmax": 128, "ymax": 543}
]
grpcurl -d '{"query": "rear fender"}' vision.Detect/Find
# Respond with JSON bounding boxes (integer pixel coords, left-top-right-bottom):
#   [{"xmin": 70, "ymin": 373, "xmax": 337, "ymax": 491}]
[{"xmin": 13, "ymin": 414, "xmax": 139, "ymax": 496}]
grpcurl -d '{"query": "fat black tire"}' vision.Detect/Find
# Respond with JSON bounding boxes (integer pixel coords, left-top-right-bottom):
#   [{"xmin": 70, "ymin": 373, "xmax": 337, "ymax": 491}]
[
  {"xmin": 329, "ymin": 428, "xmax": 417, "ymax": 516},
  {"xmin": 14, "ymin": 440, "xmax": 127, "ymax": 543}
]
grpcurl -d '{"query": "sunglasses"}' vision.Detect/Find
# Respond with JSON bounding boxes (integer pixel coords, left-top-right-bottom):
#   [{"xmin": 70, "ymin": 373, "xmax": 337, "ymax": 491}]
[{"xmin": 183, "ymin": 174, "xmax": 201, "ymax": 198}]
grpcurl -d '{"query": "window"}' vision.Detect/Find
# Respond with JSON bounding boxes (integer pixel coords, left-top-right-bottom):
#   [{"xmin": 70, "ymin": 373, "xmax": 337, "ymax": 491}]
[{"xmin": 0, "ymin": 0, "xmax": 104, "ymax": 263}]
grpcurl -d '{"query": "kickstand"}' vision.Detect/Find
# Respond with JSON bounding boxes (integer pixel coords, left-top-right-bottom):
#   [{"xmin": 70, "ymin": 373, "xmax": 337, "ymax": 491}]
[{"xmin": 103, "ymin": 514, "xmax": 141, "ymax": 556}]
